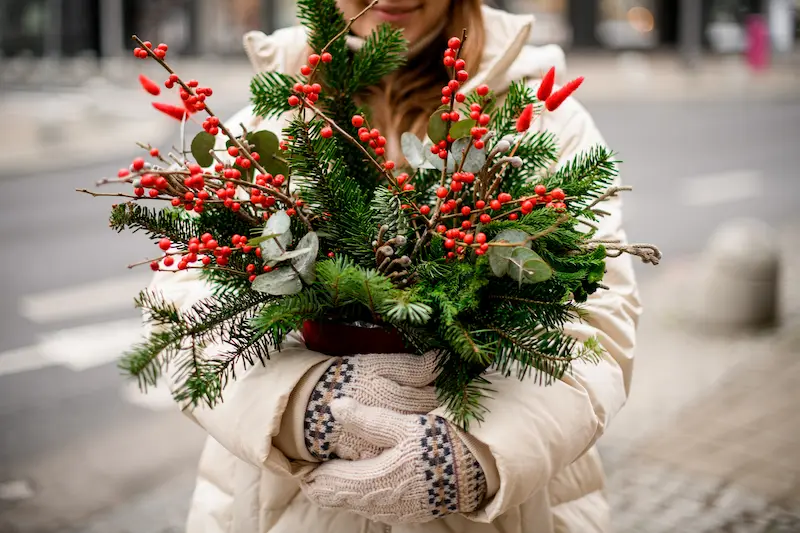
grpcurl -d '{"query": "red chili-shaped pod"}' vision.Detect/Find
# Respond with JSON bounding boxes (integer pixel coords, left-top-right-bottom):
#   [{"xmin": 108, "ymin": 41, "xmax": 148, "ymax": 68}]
[
  {"xmin": 152, "ymin": 102, "xmax": 187, "ymax": 121},
  {"xmin": 516, "ymin": 103, "xmax": 534, "ymax": 132},
  {"xmin": 537, "ymin": 66, "xmax": 556, "ymax": 101},
  {"xmin": 139, "ymin": 74, "xmax": 161, "ymax": 96},
  {"xmin": 545, "ymin": 76, "xmax": 585, "ymax": 112}
]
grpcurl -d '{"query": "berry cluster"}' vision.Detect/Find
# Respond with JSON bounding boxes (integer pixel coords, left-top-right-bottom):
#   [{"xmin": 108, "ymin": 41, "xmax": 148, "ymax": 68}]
[
  {"xmin": 133, "ymin": 41, "xmax": 168, "ymax": 59},
  {"xmin": 150, "ymin": 232, "xmax": 269, "ymax": 277},
  {"xmin": 287, "ymin": 51, "xmax": 332, "ymax": 107}
]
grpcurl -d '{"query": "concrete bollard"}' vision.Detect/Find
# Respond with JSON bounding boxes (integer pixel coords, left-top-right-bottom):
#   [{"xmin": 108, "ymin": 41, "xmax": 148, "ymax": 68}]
[{"xmin": 695, "ymin": 219, "xmax": 780, "ymax": 330}]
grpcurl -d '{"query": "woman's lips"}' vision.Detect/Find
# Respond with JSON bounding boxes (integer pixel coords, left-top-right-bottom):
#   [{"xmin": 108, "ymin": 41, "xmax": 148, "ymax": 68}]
[{"xmin": 373, "ymin": 4, "xmax": 421, "ymax": 23}]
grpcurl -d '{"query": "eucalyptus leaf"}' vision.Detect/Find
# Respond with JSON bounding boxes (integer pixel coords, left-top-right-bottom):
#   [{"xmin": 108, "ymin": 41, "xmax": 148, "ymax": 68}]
[
  {"xmin": 401, "ymin": 132, "xmax": 425, "ymax": 169},
  {"xmin": 488, "ymin": 230, "xmax": 531, "ymax": 277},
  {"xmin": 266, "ymin": 247, "xmax": 313, "ymax": 265},
  {"xmin": 248, "ymin": 130, "xmax": 279, "ymax": 158},
  {"xmin": 251, "ymin": 267, "xmax": 302, "ymax": 295},
  {"xmin": 427, "ymin": 105, "xmax": 450, "ymax": 144},
  {"xmin": 507, "ymin": 247, "xmax": 553, "ymax": 285},
  {"xmin": 418, "ymin": 141, "xmax": 437, "ymax": 169},
  {"xmin": 246, "ymin": 233, "xmax": 280, "ymax": 247},
  {"xmin": 450, "ymin": 137, "xmax": 487, "ymax": 174},
  {"xmin": 190, "ymin": 132, "xmax": 215, "ymax": 168},
  {"xmin": 292, "ymin": 231, "xmax": 319, "ymax": 284},
  {"xmin": 449, "ymin": 119, "xmax": 476, "ymax": 140},
  {"xmin": 260, "ymin": 211, "xmax": 292, "ymax": 259}
]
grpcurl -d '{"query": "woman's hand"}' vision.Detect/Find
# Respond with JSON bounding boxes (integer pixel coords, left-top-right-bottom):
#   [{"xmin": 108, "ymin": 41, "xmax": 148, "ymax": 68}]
[
  {"xmin": 305, "ymin": 351, "xmax": 439, "ymax": 461},
  {"xmin": 302, "ymin": 398, "xmax": 487, "ymax": 523}
]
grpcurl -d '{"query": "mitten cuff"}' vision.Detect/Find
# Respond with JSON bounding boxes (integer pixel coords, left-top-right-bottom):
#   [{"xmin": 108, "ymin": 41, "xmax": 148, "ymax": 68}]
[{"xmin": 274, "ymin": 358, "xmax": 336, "ymax": 462}]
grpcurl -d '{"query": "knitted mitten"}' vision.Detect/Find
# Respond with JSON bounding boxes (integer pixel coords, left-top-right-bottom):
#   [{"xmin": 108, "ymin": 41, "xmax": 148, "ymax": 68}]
[
  {"xmin": 302, "ymin": 398, "xmax": 488, "ymax": 523},
  {"xmin": 304, "ymin": 351, "xmax": 439, "ymax": 461}
]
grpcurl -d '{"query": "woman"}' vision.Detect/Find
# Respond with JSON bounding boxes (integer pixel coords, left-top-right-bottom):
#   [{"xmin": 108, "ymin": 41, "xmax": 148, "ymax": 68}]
[{"xmin": 149, "ymin": 1, "xmax": 641, "ymax": 531}]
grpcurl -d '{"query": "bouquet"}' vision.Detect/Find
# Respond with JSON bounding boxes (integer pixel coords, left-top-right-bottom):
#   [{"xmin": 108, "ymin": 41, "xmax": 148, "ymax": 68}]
[{"xmin": 83, "ymin": 0, "xmax": 660, "ymax": 428}]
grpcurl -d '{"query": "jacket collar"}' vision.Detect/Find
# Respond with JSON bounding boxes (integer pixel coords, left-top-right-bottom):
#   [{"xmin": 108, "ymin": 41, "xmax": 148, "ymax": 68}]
[{"xmin": 462, "ymin": 6, "xmax": 535, "ymax": 95}]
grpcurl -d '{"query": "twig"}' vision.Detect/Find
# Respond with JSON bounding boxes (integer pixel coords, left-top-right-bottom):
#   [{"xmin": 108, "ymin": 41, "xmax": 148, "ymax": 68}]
[{"xmin": 588, "ymin": 186, "xmax": 632, "ymax": 209}]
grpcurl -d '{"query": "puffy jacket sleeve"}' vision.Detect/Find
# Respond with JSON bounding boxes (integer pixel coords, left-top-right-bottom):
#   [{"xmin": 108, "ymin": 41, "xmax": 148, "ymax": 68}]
[{"xmin": 434, "ymin": 95, "xmax": 642, "ymax": 522}]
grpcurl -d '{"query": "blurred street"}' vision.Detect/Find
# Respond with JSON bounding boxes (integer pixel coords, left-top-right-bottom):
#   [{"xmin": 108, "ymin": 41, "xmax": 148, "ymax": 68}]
[{"xmin": 1, "ymin": 50, "xmax": 800, "ymax": 533}]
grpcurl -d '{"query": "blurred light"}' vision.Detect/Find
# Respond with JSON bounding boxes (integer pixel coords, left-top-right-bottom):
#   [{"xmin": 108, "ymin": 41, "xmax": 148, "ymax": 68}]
[{"xmin": 627, "ymin": 6, "xmax": 655, "ymax": 33}]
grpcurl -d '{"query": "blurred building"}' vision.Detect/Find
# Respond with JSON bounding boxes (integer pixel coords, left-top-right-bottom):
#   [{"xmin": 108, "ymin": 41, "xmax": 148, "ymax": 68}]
[
  {"xmin": 0, "ymin": 0, "xmax": 796, "ymax": 59},
  {"xmin": 503, "ymin": 0, "xmax": 799, "ymax": 53}
]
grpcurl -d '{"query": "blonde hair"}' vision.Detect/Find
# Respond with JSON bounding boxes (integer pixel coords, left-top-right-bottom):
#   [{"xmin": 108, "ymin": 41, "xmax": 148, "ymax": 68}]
[{"xmin": 361, "ymin": 0, "xmax": 485, "ymax": 161}]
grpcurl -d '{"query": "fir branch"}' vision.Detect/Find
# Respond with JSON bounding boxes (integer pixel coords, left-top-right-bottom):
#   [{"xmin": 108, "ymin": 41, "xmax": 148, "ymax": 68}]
[
  {"xmin": 350, "ymin": 23, "xmax": 407, "ymax": 92},
  {"xmin": 251, "ymin": 72, "xmax": 300, "ymax": 119}
]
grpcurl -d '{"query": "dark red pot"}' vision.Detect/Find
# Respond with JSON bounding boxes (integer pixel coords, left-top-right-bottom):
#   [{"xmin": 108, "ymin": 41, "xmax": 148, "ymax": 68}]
[{"xmin": 302, "ymin": 320, "xmax": 409, "ymax": 356}]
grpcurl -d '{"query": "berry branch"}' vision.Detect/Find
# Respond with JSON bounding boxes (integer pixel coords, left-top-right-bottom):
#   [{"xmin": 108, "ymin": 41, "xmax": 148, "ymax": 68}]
[{"xmin": 131, "ymin": 34, "xmax": 313, "ymax": 231}]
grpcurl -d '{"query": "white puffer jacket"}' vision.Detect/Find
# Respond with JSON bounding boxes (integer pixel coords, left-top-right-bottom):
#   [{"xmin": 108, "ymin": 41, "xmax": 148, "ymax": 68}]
[{"xmin": 147, "ymin": 6, "xmax": 641, "ymax": 533}]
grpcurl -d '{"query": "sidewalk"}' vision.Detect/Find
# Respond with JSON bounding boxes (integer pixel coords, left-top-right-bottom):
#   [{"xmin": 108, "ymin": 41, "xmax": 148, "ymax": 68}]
[
  {"xmin": 2, "ymin": 52, "xmax": 799, "ymax": 179},
  {"xmin": 600, "ymin": 220, "xmax": 800, "ymax": 532}
]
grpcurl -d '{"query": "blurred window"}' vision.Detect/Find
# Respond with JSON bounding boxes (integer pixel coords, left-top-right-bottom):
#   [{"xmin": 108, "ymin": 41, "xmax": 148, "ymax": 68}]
[{"xmin": 597, "ymin": 0, "xmax": 658, "ymax": 48}]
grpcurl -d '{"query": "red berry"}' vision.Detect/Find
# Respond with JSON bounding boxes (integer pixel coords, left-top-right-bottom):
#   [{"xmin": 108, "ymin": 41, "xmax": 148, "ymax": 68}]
[
  {"xmin": 150, "ymin": 261, "xmax": 159, "ymax": 271},
  {"xmin": 455, "ymin": 59, "xmax": 466, "ymax": 70},
  {"xmin": 450, "ymin": 180, "xmax": 463, "ymax": 192},
  {"xmin": 474, "ymin": 140, "xmax": 485, "ymax": 150},
  {"xmin": 456, "ymin": 70, "xmax": 469, "ymax": 82},
  {"xmin": 448, "ymin": 37, "xmax": 461, "ymax": 49},
  {"xmin": 321, "ymin": 52, "xmax": 333, "ymax": 63},
  {"xmin": 443, "ymin": 56, "xmax": 455, "ymax": 68},
  {"xmin": 551, "ymin": 188, "xmax": 565, "ymax": 200},
  {"xmin": 149, "ymin": 148, "xmax": 159, "ymax": 157},
  {"xmin": 461, "ymin": 220, "xmax": 472, "ymax": 230},
  {"xmin": 351, "ymin": 115, "xmax": 364, "ymax": 127},
  {"xmin": 441, "ymin": 112, "xmax": 450, "ymax": 122},
  {"xmin": 498, "ymin": 192, "xmax": 513, "ymax": 203},
  {"xmin": 521, "ymin": 200, "xmax": 534, "ymax": 213},
  {"xmin": 480, "ymin": 214, "xmax": 492, "ymax": 224},
  {"xmin": 455, "ymin": 92, "xmax": 466, "ymax": 103},
  {"xmin": 300, "ymin": 65, "xmax": 312, "ymax": 76},
  {"xmin": 171, "ymin": 198, "xmax": 181, "ymax": 206},
  {"xmin": 384, "ymin": 160, "xmax": 395, "ymax": 170},
  {"xmin": 420, "ymin": 205, "xmax": 431, "ymax": 216},
  {"xmin": 448, "ymin": 80, "xmax": 460, "ymax": 92},
  {"xmin": 437, "ymin": 225, "xmax": 447, "ymax": 233},
  {"xmin": 436, "ymin": 187, "xmax": 448, "ymax": 199},
  {"xmin": 308, "ymin": 53, "xmax": 321, "ymax": 65},
  {"xmin": 148, "ymin": 189, "xmax": 159, "ymax": 198},
  {"xmin": 288, "ymin": 95, "xmax": 300, "ymax": 106},
  {"xmin": 134, "ymin": 187, "xmax": 145, "ymax": 197},
  {"xmin": 132, "ymin": 157, "xmax": 145, "ymax": 171},
  {"xmin": 321, "ymin": 126, "xmax": 333, "ymax": 139},
  {"xmin": 535, "ymin": 184, "xmax": 547, "ymax": 196},
  {"xmin": 449, "ymin": 111, "xmax": 460, "ymax": 122},
  {"xmin": 375, "ymin": 147, "xmax": 385, "ymax": 156},
  {"xmin": 159, "ymin": 238, "xmax": 171, "ymax": 251},
  {"xmin": 444, "ymin": 239, "xmax": 456, "ymax": 249},
  {"xmin": 286, "ymin": 208, "xmax": 297, "ymax": 216},
  {"xmin": 479, "ymin": 114, "xmax": 491, "ymax": 126},
  {"xmin": 438, "ymin": 150, "xmax": 448, "ymax": 160},
  {"xmin": 228, "ymin": 146, "xmax": 239, "ymax": 156},
  {"xmin": 476, "ymin": 84, "xmax": 489, "ymax": 96},
  {"xmin": 461, "ymin": 206, "xmax": 471, "ymax": 216},
  {"xmin": 311, "ymin": 83, "xmax": 322, "ymax": 93},
  {"xmin": 476, "ymin": 200, "xmax": 486, "ymax": 209}
]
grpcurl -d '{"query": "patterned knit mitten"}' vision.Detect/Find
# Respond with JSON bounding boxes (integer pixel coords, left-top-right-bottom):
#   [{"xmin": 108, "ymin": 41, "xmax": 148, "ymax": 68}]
[
  {"xmin": 304, "ymin": 351, "xmax": 439, "ymax": 461},
  {"xmin": 302, "ymin": 398, "xmax": 488, "ymax": 523}
]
